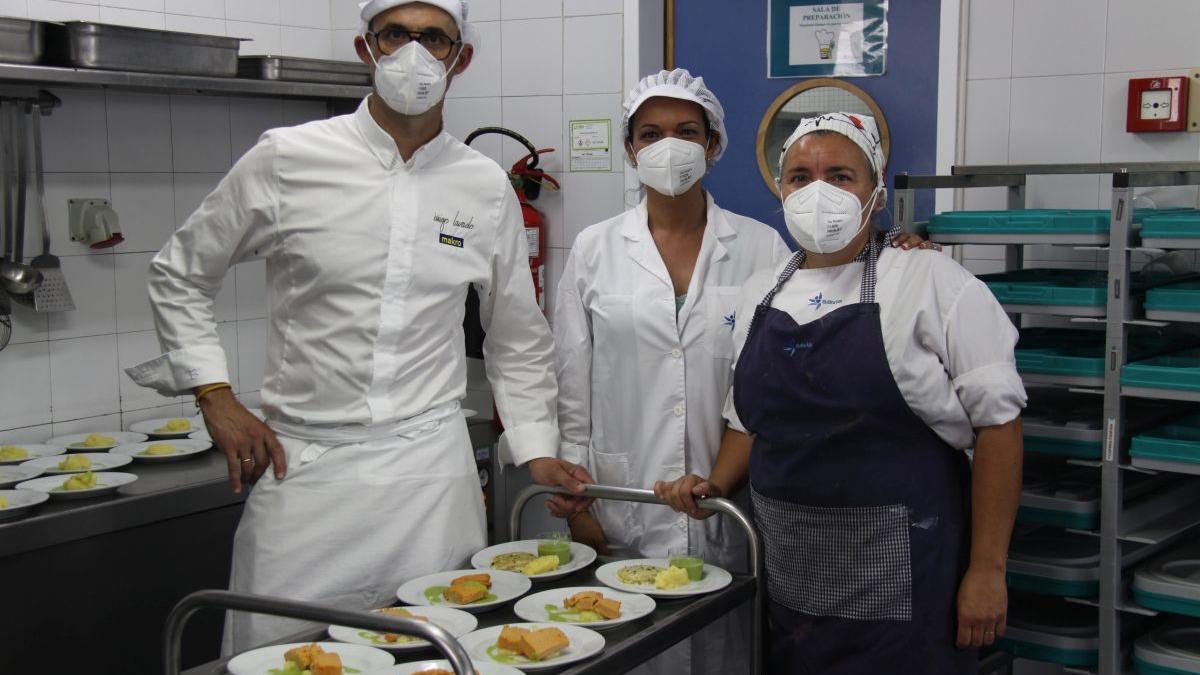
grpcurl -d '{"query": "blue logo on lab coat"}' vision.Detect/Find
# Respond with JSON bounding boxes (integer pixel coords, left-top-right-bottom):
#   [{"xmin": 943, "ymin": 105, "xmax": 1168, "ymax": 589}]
[
  {"xmin": 784, "ymin": 339, "xmax": 814, "ymax": 356},
  {"xmin": 724, "ymin": 311, "xmax": 736, "ymax": 330},
  {"xmin": 808, "ymin": 293, "xmax": 842, "ymax": 311}
]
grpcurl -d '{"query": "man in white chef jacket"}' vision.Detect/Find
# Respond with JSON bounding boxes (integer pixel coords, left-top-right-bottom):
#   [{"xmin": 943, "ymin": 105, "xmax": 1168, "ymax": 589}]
[{"xmin": 126, "ymin": 0, "xmax": 592, "ymax": 652}]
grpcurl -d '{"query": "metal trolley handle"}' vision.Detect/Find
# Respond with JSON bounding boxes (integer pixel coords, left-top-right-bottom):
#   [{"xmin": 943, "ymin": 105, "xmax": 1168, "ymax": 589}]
[
  {"xmin": 510, "ymin": 483, "xmax": 766, "ymax": 675},
  {"xmin": 162, "ymin": 590, "xmax": 475, "ymax": 675}
]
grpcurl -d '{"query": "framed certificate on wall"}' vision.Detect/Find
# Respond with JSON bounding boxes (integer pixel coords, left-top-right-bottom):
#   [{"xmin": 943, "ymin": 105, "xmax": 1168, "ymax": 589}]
[{"xmin": 768, "ymin": 0, "xmax": 888, "ymax": 78}]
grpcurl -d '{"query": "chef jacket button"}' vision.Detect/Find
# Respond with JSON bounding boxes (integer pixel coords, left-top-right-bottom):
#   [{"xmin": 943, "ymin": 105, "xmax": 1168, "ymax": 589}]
[
  {"xmin": 674, "ymin": 404, "xmax": 685, "ymax": 416},
  {"xmin": 671, "ymin": 348, "xmax": 682, "ymax": 358}
]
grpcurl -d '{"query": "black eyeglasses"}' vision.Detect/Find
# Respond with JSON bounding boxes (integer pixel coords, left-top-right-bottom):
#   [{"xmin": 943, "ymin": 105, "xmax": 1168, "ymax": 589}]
[{"xmin": 366, "ymin": 27, "xmax": 461, "ymax": 60}]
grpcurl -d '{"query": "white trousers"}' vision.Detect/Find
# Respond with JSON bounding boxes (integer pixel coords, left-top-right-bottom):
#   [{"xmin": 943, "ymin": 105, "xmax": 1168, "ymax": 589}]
[{"xmin": 221, "ymin": 413, "xmax": 485, "ymax": 654}]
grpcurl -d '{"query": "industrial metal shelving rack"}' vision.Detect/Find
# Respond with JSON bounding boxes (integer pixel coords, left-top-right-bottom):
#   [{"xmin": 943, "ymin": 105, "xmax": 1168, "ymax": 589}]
[{"xmin": 895, "ymin": 162, "xmax": 1200, "ymax": 675}]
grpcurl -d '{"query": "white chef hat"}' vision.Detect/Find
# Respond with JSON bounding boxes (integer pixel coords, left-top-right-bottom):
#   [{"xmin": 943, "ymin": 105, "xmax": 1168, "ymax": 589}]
[
  {"xmin": 358, "ymin": 0, "xmax": 479, "ymax": 50},
  {"xmin": 779, "ymin": 112, "xmax": 885, "ymax": 186},
  {"xmin": 622, "ymin": 68, "xmax": 728, "ymax": 163}
]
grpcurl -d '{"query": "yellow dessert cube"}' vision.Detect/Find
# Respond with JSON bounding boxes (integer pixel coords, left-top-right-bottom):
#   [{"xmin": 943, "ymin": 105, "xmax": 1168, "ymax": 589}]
[
  {"xmin": 82, "ymin": 434, "xmax": 115, "ymax": 448},
  {"xmin": 62, "ymin": 471, "xmax": 98, "ymax": 491},
  {"xmin": 654, "ymin": 565, "xmax": 690, "ymax": 590},
  {"xmin": 521, "ymin": 554, "xmax": 561, "ymax": 576},
  {"xmin": 0, "ymin": 445, "xmax": 28, "ymax": 460},
  {"xmin": 57, "ymin": 454, "xmax": 93, "ymax": 471},
  {"xmin": 160, "ymin": 418, "xmax": 192, "ymax": 432}
]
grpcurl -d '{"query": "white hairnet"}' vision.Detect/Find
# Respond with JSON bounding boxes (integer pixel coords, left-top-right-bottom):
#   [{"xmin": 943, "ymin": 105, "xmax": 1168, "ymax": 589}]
[
  {"xmin": 622, "ymin": 68, "xmax": 728, "ymax": 163},
  {"xmin": 779, "ymin": 112, "xmax": 885, "ymax": 185},
  {"xmin": 358, "ymin": 0, "xmax": 479, "ymax": 50}
]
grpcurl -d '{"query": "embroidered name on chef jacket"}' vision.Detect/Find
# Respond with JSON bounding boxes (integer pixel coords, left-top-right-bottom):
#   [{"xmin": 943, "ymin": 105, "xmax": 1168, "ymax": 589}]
[{"xmin": 434, "ymin": 211, "xmax": 476, "ymax": 248}]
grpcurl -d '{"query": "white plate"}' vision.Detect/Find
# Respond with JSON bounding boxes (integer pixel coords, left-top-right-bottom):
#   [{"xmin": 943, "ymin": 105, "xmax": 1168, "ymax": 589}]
[
  {"xmin": 0, "ymin": 489, "xmax": 50, "ymax": 521},
  {"xmin": 397, "ymin": 570, "xmax": 531, "ymax": 613},
  {"xmin": 513, "ymin": 586, "xmax": 655, "ymax": 630},
  {"xmin": 392, "ymin": 659, "xmax": 522, "ymax": 675},
  {"xmin": 594, "ymin": 559, "xmax": 733, "ymax": 598},
  {"xmin": 0, "ymin": 465, "xmax": 45, "ymax": 488},
  {"xmin": 458, "ymin": 623, "xmax": 605, "ymax": 672},
  {"xmin": 128, "ymin": 416, "xmax": 205, "ymax": 438},
  {"xmin": 0, "ymin": 444, "xmax": 65, "ymax": 465},
  {"xmin": 47, "ymin": 431, "xmax": 148, "ymax": 452},
  {"xmin": 329, "ymin": 606, "xmax": 478, "ymax": 652},
  {"xmin": 20, "ymin": 452, "xmax": 132, "ymax": 474},
  {"xmin": 188, "ymin": 429, "xmax": 212, "ymax": 443},
  {"xmin": 226, "ymin": 642, "xmax": 395, "ymax": 675},
  {"xmin": 16, "ymin": 471, "xmax": 138, "ymax": 500},
  {"xmin": 471, "ymin": 540, "xmax": 597, "ymax": 581},
  {"xmin": 109, "ymin": 439, "xmax": 212, "ymax": 463}
]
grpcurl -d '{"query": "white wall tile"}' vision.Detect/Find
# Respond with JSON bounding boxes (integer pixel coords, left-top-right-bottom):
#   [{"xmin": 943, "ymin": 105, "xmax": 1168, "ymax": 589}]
[
  {"xmin": 52, "ymin": 413, "xmax": 122, "ymax": 437},
  {"xmin": 502, "ymin": 18, "xmax": 562, "ymax": 96},
  {"xmin": 562, "ymin": 93, "xmax": 621, "ymax": 170},
  {"xmin": 103, "ymin": 0, "xmax": 165, "ymax": 12},
  {"xmin": 107, "ymin": 92, "xmax": 173, "ymax": 173},
  {"xmin": 8, "ymin": 304, "xmax": 48, "ymax": 345},
  {"xmin": 469, "ymin": 0, "xmax": 501, "ymax": 21},
  {"xmin": 217, "ymin": 321, "xmax": 240, "ymax": 391},
  {"xmin": 0, "ymin": 0, "xmax": 29, "ymax": 18},
  {"xmin": 563, "ymin": 14, "xmax": 622, "ymax": 94},
  {"xmin": 501, "ymin": 95, "xmax": 562, "ymax": 171},
  {"xmin": 1025, "ymin": 174, "xmax": 1102, "ymax": 210},
  {"xmin": 49, "ymin": 334, "xmax": 120, "ymax": 421},
  {"xmin": 1106, "ymin": 0, "xmax": 1200, "ymax": 72},
  {"xmin": 165, "ymin": 0, "xmax": 222, "ymax": 18},
  {"xmin": 236, "ymin": 318, "xmax": 267, "ymax": 391},
  {"xmin": 502, "ymin": 0, "xmax": 561, "ymax": 19},
  {"xmin": 114, "ymin": 252, "xmax": 155, "ymax": 333},
  {"xmin": 171, "ymin": 95, "xmax": 232, "ymax": 172},
  {"xmin": 561, "ymin": 170, "xmax": 624, "ymax": 246},
  {"xmin": 1008, "ymin": 75, "xmax": 1103, "ymax": 163},
  {"xmin": 99, "ymin": 6, "xmax": 167, "ymax": 28},
  {"xmin": 226, "ymin": 0, "xmax": 277, "ymax": 24},
  {"xmin": 42, "ymin": 89, "xmax": 109, "ymax": 173},
  {"xmin": 281, "ymin": 26, "xmax": 333, "ymax": 59},
  {"xmin": 564, "ymin": 0, "xmax": 621, "ymax": 16},
  {"xmin": 966, "ymin": 0, "xmax": 1012, "ymax": 80},
  {"xmin": 447, "ymin": 20, "xmax": 502, "ymax": 98},
  {"xmin": 1099, "ymin": 69, "xmax": 1200, "ymax": 163},
  {"xmin": 229, "ymin": 97, "xmax": 283, "ymax": 161},
  {"xmin": 331, "ymin": 29, "xmax": 360, "ymax": 61},
  {"xmin": 47, "ymin": 254, "xmax": 116, "ymax": 340},
  {"xmin": 117, "ymin": 330, "xmax": 178, "ymax": 410},
  {"xmin": 43, "ymin": 172, "xmax": 112, "ymax": 258},
  {"xmin": 1010, "ymin": 0, "xmax": 1105, "ymax": 77},
  {"xmin": 164, "ymin": 13, "xmax": 225, "ymax": 35},
  {"xmin": 235, "ymin": 259, "xmax": 267, "ymax": 320},
  {"xmin": 0, "ymin": 341, "xmax": 52, "ymax": 430},
  {"xmin": 330, "ymin": 0, "xmax": 360, "ymax": 29},
  {"xmin": 964, "ymin": 79, "xmax": 1010, "ymax": 164},
  {"xmin": 28, "ymin": 0, "xmax": 101, "ymax": 21},
  {"xmin": 122, "ymin": 402, "xmax": 187, "ymax": 424},
  {"xmin": 443, "ymin": 97, "xmax": 503, "ymax": 164},
  {"xmin": 226, "ymin": 19, "xmax": 282, "ymax": 55},
  {"xmin": 173, "ymin": 172, "xmax": 223, "ymax": 226},
  {"xmin": 283, "ymin": 0, "xmax": 328, "ymax": 28},
  {"xmin": 214, "ymin": 269, "xmax": 237, "ymax": 323},
  {"xmin": 110, "ymin": 173, "xmax": 175, "ymax": 253}
]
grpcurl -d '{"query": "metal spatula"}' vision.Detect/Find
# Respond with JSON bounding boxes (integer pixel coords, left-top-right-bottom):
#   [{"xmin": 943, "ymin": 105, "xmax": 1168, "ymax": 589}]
[{"xmin": 27, "ymin": 94, "xmax": 72, "ymax": 312}]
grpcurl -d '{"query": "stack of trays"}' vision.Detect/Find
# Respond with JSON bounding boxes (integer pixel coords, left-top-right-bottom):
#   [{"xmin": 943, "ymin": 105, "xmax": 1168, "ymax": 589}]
[
  {"xmin": 1134, "ymin": 621, "xmax": 1200, "ymax": 675},
  {"xmin": 1016, "ymin": 328, "xmax": 1187, "ymax": 387},
  {"xmin": 1132, "ymin": 417, "xmax": 1200, "ymax": 474},
  {"xmin": 1123, "ymin": 351, "xmax": 1200, "ymax": 400},
  {"xmin": 979, "ymin": 269, "xmax": 1111, "ymax": 316},
  {"xmin": 1019, "ymin": 458, "xmax": 1171, "ymax": 530},
  {"xmin": 1023, "ymin": 389, "xmax": 1186, "ymax": 459},
  {"xmin": 928, "ymin": 209, "xmax": 1116, "ymax": 245},
  {"xmin": 995, "ymin": 591, "xmax": 1101, "ymax": 666},
  {"xmin": 1142, "ymin": 211, "xmax": 1200, "ymax": 249},
  {"xmin": 1146, "ymin": 280, "xmax": 1200, "ymax": 323},
  {"xmin": 1134, "ymin": 540, "xmax": 1200, "ymax": 618}
]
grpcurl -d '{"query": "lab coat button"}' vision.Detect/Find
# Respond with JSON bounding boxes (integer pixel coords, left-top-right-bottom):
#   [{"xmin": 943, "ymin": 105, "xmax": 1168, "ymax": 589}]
[
  {"xmin": 674, "ymin": 404, "xmax": 685, "ymax": 416},
  {"xmin": 671, "ymin": 348, "xmax": 682, "ymax": 358}
]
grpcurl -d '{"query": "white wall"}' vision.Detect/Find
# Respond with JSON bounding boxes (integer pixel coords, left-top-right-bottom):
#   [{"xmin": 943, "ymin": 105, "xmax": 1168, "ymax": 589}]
[{"xmin": 959, "ymin": 0, "xmax": 1200, "ymax": 275}]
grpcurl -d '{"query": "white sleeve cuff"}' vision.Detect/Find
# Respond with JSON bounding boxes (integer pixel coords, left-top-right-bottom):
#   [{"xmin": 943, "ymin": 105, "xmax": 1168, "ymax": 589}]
[
  {"xmin": 498, "ymin": 421, "xmax": 559, "ymax": 467},
  {"xmin": 722, "ymin": 388, "xmax": 748, "ymax": 434},
  {"xmin": 124, "ymin": 344, "xmax": 230, "ymax": 397},
  {"xmin": 953, "ymin": 362, "xmax": 1027, "ymax": 429},
  {"xmin": 559, "ymin": 441, "xmax": 588, "ymax": 467}
]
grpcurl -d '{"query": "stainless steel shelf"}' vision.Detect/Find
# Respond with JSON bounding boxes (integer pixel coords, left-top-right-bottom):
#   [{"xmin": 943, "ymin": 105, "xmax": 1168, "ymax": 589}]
[
  {"xmin": 1122, "ymin": 386, "xmax": 1200, "ymax": 403},
  {"xmin": 0, "ymin": 62, "xmax": 372, "ymax": 99}
]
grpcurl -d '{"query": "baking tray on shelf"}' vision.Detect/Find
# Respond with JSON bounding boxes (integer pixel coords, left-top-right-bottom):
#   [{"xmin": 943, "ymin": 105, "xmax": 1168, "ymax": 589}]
[
  {"xmin": 1007, "ymin": 525, "xmax": 1155, "ymax": 598},
  {"xmin": 1132, "ymin": 416, "xmax": 1200, "ymax": 475},
  {"xmin": 1142, "ymin": 211, "xmax": 1200, "ymax": 250},
  {"xmin": 1023, "ymin": 388, "xmax": 1188, "ymax": 460},
  {"xmin": 1133, "ymin": 539, "xmax": 1200, "ymax": 619},
  {"xmin": 44, "ymin": 22, "xmax": 241, "ymax": 77},
  {"xmin": 1133, "ymin": 619, "xmax": 1200, "ymax": 675},
  {"xmin": 1019, "ymin": 457, "xmax": 1173, "ymax": 530},
  {"xmin": 1146, "ymin": 280, "xmax": 1200, "ymax": 323},
  {"xmin": 238, "ymin": 55, "xmax": 370, "ymax": 85},
  {"xmin": 0, "ymin": 17, "xmax": 46, "ymax": 65},
  {"xmin": 1016, "ymin": 327, "xmax": 1191, "ymax": 388}
]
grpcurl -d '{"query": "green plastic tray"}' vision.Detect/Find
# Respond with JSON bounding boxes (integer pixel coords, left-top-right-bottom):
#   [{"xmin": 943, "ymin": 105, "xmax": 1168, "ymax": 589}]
[
  {"xmin": 1135, "ymin": 657, "xmax": 1199, "ymax": 675},
  {"xmin": 1143, "ymin": 212, "xmax": 1200, "ymax": 240},
  {"xmin": 980, "ymin": 269, "xmax": 1109, "ymax": 307},
  {"xmin": 1123, "ymin": 352, "xmax": 1200, "ymax": 392},
  {"xmin": 1147, "ymin": 281, "xmax": 1200, "ymax": 313},
  {"xmin": 1007, "ymin": 572, "xmax": 1098, "ymax": 598},
  {"xmin": 1131, "ymin": 417, "xmax": 1200, "ymax": 464},
  {"xmin": 929, "ymin": 209, "xmax": 1113, "ymax": 235},
  {"xmin": 1134, "ymin": 589, "xmax": 1200, "ymax": 620}
]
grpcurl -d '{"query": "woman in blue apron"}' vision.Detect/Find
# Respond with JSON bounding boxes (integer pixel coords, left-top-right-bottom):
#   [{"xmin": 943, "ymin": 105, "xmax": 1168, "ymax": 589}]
[{"xmin": 656, "ymin": 113, "xmax": 1025, "ymax": 673}]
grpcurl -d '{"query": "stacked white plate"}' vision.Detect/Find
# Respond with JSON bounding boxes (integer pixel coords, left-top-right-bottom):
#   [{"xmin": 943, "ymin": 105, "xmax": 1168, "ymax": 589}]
[
  {"xmin": 0, "ymin": 444, "xmax": 64, "ymax": 465},
  {"xmin": 111, "ymin": 439, "xmax": 212, "ymax": 463},
  {"xmin": 21, "ymin": 452, "xmax": 132, "ymax": 474},
  {"xmin": 47, "ymin": 432, "xmax": 147, "ymax": 452},
  {"xmin": 16, "ymin": 472, "xmax": 138, "ymax": 500},
  {"xmin": 0, "ymin": 489, "xmax": 49, "ymax": 521}
]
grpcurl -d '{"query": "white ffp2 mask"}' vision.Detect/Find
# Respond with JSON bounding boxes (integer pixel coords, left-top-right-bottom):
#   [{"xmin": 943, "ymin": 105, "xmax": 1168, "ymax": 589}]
[
  {"xmin": 782, "ymin": 180, "xmax": 880, "ymax": 254},
  {"xmin": 368, "ymin": 41, "xmax": 456, "ymax": 116},
  {"xmin": 634, "ymin": 137, "xmax": 707, "ymax": 197}
]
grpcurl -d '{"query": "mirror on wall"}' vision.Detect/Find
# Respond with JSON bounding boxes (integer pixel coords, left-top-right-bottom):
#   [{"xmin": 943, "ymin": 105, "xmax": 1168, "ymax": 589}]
[{"xmin": 756, "ymin": 78, "xmax": 890, "ymax": 197}]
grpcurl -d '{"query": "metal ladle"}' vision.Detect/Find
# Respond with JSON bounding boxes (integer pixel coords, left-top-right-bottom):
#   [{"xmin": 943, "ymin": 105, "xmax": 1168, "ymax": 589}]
[{"xmin": 0, "ymin": 99, "xmax": 42, "ymax": 296}]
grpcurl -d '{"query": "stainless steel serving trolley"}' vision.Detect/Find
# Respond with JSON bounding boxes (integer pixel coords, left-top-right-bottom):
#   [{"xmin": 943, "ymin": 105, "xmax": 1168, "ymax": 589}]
[{"xmin": 167, "ymin": 483, "xmax": 764, "ymax": 675}]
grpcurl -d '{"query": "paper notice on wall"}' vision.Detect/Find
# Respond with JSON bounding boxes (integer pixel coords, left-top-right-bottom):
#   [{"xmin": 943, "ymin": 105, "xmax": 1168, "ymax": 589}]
[
  {"xmin": 769, "ymin": 0, "xmax": 887, "ymax": 78},
  {"xmin": 569, "ymin": 119, "xmax": 612, "ymax": 172}
]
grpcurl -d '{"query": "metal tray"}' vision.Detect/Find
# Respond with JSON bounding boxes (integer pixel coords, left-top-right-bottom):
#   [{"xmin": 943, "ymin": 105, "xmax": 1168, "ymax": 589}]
[
  {"xmin": 238, "ymin": 55, "xmax": 370, "ymax": 85},
  {"xmin": 0, "ymin": 18, "xmax": 45, "ymax": 65},
  {"xmin": 44, "ymin": 22, "xmax": 240, "ymax": 77}
]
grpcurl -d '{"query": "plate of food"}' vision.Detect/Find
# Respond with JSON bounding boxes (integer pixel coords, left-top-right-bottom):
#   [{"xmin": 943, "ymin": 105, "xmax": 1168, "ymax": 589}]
[
  {"xmin": 48, "ymin": 432, "xmax": 148, "ymax": 452},
  {"xmin": 0, "ymin": 465, "xmax": 45, "ymax": 489},
  {"xmin": 226, "ymin": 641, "xmax": 394, "ymax": 675},
  {"xmin": 328, "ymin": 606, "xmax": 478, "ymax": 652},
  {"xmin": 513, "ymin": 585, "xmax": 655, "ymax": 630},
  {"xmin": 188, "ymin": 429, "xmax": 213, "ymax": 443},
  {"xmin": 128, "ymin": 416, "xmax": 204, "ymax": 438},
  {"xmin": 396, "ymin": 571, "xmax": 530, "ymax": 614},
  {"xmin": 470, "ymin": 539, "xmax": 596, "ymax": 581},
  {"xmin": 594, "ymin": 558, "xmax": 733, "ymax": 598},
  {"xmin": 0, "ymin": 443, "xmax": 64, "ymax": 465},
  {"xmin": 16, "ymin": 471, "xmax": 138, "ymax": 500},
  {"xmin": 20, "ymin": 452, "xmax": 132, "ymax": 474},
  {"xmin": 458, "ymin": 623, "xmax": 604, "ymax": 672},
  {"xmin": 0, "ymin": 489, "xmax": 50, "ymax": 521},
  {"xmin": 110, "ymin": 439, "xmax": 212, "ymax": 462},
  {"xmin": 391, "ymin": 659, "xmax": 522, "ymax": 675}
]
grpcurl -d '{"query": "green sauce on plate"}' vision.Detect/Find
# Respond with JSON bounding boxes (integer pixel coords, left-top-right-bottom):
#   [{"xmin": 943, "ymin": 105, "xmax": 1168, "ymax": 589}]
[
  {"xmin": 486, "ymin": 645, "xmax": 529, "ymax": 665},
  {"xmin": 544, "ymin": 603, "xmax": 602, "ymax": 623},
  {"xmin": 423, "ymin": 585, "xmax": 497, "ymax": 605}
]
